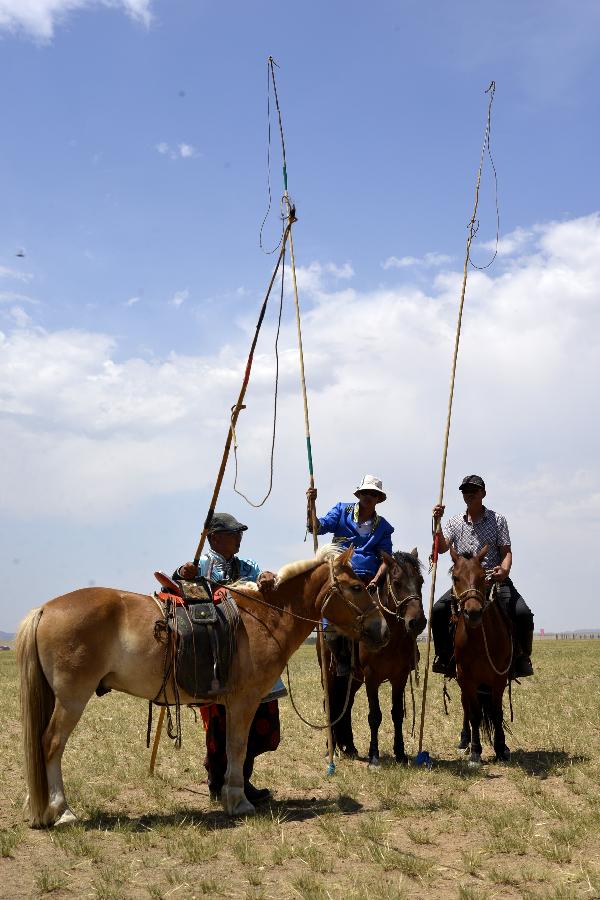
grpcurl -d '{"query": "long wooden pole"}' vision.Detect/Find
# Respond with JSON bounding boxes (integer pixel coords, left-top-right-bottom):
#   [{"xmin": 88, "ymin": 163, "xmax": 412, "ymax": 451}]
[
  {"xmin": 149, "ymin": 224, "xmax": 292, "ymax": 775},
  {"xmin": 417, "ymin": 82, "xmax": 497, "ymax": 762},
  {"xmin": 268, "ymin": 57, "xmax": 336, "ymax": 773}
]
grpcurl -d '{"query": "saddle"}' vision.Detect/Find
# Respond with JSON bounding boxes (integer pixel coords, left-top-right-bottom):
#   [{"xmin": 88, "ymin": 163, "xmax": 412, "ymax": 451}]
[{"xmin": 153, "ymin": 571, "xmax": 240, "ymax": 700}]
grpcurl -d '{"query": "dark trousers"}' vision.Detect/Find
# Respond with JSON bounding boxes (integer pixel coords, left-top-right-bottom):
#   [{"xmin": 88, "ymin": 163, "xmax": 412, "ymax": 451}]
[
  {"xmin": 432, "ymin": 579, "xmax": 533, "ymax": 662},
  {"xmin": 201, "ymin": 701, "xmax": 280, "ymax": 792}
]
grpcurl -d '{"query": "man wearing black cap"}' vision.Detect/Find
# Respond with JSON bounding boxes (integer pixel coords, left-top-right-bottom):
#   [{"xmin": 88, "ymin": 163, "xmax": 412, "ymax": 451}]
[
  {"xmin": 175, "ymin": 512, "xmax": 280, "ymax": 803},
  {"xmin": 430, "ymin": 476, "xmax": 534, "ymax": 679}
]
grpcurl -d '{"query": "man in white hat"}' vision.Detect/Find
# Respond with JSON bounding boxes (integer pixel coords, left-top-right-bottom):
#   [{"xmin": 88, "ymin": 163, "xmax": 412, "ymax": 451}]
[{"xmin": 306, "ymin": 475, "xmax": 394, "ymax": 674}]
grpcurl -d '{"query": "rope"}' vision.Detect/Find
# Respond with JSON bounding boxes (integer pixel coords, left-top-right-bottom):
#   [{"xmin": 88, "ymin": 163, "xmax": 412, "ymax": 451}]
[
  {"xmin": 266, "ymin": 55, "xmax": 335, "ymax": 772},
  {"xmin": 285, "ymin": 634, "xmax": 356, "ymax": 731},
  {"xmin": 259, "ymin": 58, "xmax": 285, "ymax": 255},
  {"xmin": 232, "ymin": 218, "xmax": 286, "ymax": 507},
  {"xmin": 468, "ymin": 82, "xmax": 500, "ymax": 271},
  {"xmin": 191, "ymin": 221, "xmax": 292, "ymax": 567},
  {"xmin": 417, "ymin": 81, "xmax": 499, "ymax": 758}
]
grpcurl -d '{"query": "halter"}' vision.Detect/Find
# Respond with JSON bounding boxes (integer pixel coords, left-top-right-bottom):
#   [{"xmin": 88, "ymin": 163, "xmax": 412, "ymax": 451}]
[
  {"xmin": 376, "ymin": 570, "xmax": 421, "ymax": 627},
  {"xmin": 320, "ymin": 557, "xmax": 379, "ymax": 639},
  {"xmin": 451, "ymin": 584, "xmax": 486, "ymax": 615}
]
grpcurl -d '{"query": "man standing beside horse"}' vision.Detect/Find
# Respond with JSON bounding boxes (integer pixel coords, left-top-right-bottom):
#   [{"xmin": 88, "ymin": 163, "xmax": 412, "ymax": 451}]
[
  {"xmin": 431, "ymin": 475, "xmax": 534, "ymax": 679},
  {"xmin": 175, "ymin": 512, "xmax": 282, "ymax": 804}
]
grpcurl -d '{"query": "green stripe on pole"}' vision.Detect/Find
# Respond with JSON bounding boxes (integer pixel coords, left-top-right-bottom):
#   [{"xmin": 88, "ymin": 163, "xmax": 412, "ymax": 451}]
[
  {"xmin": 283, "ymin": 165, "xmax": 288, "ymax": 191},
  {"xmin": 306, "ymin": 436, "xmax": 314, "ymax": 476}
]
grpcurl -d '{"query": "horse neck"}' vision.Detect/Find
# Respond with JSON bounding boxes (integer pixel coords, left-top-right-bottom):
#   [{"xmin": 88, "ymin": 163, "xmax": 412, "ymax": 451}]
[{"xmin": 273, "ymin": 563, "xmax": 329, "ymax": 645}]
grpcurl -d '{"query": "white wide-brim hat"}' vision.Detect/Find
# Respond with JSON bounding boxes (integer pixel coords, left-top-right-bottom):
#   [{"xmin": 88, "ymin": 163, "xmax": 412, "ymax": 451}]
[{"xmin": 354, "ymin": 474, "xmax": 387, "ymax": 501}]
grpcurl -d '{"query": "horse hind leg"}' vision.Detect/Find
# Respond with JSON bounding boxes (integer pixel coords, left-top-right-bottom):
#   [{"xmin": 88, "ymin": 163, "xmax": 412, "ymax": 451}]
[{"xmin": 42, "ymin": 695, "xmax": 90, "ymax": 826}]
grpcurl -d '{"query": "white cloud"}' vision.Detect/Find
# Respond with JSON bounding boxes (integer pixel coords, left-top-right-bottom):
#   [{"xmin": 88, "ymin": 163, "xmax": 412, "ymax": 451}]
[
  {"xmin": 0, "ymin": 0, "xmax": 153, "ymax": 41},
  {"xmin": 382, "ymin": 251, "xmax": 453, "ymax": 270},
  {"xmin": 1, "ymin": 214, "xmax": 599, "ymax": 629},
  {"xmin": 156, "ymin": 141, "xmax": 199, "ymax": 160},
  {"xmin": 125, "ymin": 295, "xmax": 141, "ymax": 307},
  {"xmin": 169, "ymin": 288, "xmax": 189, "ymax": 307},
  {"xmin": 0, "ymin": 264, "xmax": 33, "ymax": 283},
  {"xmin": 178, "ymin": 143, "xmax": 197, "ymax": 159}
]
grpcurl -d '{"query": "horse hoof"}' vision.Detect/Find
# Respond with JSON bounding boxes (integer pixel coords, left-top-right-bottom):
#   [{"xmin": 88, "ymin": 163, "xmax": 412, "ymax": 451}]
[
  {"xmin": 368, "ymin": 757, "xmax": 381, "ymax": 770},
  {"xmin": 222, "ymin": 786, "xmax": 255, "ymax": 817},
  {"xmin": 496, "ymin": 747, "xmax": 511, "ymax": 762},
  {"xmin": 395, "ymin": 754, "xmax": 409, "ymax": 766},
  {"xmin": 468, "ymin": 755, "xmax": 482, "ymax": 768},
  {"xmin": 342, "ymin": 746, "xmax": 359, "ymax": 759},
  {"xmin": 457, "ymin": 736, "xmax": 470, "ymax": 751},
  {"xmin": 54, "ymin": 808, "xmax": 78, "ymax": 827}
]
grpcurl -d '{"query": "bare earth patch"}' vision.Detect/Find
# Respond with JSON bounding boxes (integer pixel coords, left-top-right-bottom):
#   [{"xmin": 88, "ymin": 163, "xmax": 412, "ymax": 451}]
[{"xmin": 1, "ymin": 640, "xmax": 599, "ymax": 899}]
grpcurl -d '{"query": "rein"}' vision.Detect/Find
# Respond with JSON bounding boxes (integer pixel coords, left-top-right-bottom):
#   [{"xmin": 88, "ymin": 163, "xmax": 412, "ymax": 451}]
[{"xmin": 452, "ymin": 581, "xmax": 513, "ymax": 676}]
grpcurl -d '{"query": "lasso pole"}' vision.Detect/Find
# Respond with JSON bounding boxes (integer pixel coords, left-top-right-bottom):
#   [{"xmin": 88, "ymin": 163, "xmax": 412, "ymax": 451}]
[
  {"xmin": 268, "ymin": 56, "xmax": 336, "ymax": 775},
  {"xmin": 149, "ymin": 222, "xmax": 292, "ymax": 775},
  {"xmin": 416, "ymin": 82, "xmax": 497, "ymax": 763}
]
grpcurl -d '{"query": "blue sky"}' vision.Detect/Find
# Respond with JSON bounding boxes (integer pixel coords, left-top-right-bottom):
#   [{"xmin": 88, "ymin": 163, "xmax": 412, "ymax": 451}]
[{"xmin": 1, "ymin": 0, "xmax": 599, "ymax": 632}]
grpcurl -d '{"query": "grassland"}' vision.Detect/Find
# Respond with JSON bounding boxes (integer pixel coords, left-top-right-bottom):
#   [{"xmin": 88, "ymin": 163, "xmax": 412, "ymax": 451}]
[{"xmin": 1, "ymin": 640, "xmax": 599, "ymax": 899}]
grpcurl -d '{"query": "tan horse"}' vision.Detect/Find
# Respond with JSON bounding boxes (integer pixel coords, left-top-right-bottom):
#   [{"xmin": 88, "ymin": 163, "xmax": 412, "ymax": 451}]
[
  {"xmin": 450, "ymin": 545, "xmax": 512, "ymax": 766},
  {"xmin": 16, "ymin": 545, "xmax": 389, "ymax": 827},
  {"xmin": 319, "ymin": 550, "xmax": 426, "ymax": 765}
]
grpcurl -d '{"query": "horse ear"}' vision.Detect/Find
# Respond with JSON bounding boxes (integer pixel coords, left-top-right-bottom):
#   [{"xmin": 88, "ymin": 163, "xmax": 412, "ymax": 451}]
[
  {"xmin": 337, "ymin": 546, "xmax": 354, "ymax": 567},
  {"xmin": 476, "ymin": 544, "xmax": 489, "ymax": 564},
  {"xmin": 410, "ymin": 547, "xmax": 418, "ymax": 558},
  {"xmin": 449, "ymin": 543, "xmax": 459, "ymax": 563}
]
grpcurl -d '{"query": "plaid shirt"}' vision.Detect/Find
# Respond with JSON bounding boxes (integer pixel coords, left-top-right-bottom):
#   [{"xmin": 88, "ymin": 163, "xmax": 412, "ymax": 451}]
[{"xmin": 443, "ymin": 507, "xmax": 511, "ymax": 569}]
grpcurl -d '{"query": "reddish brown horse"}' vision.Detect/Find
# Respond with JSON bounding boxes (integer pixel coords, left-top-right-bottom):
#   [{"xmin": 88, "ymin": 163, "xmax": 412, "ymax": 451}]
[
  {"xmin": 319, "ymin": 550, "xmax": 426, "ymax": 766},
  {"xmin": 450, "ymin": 545, "xmax": 513, "ymax": 766},
  {"xmin": 16, "ymin": 545, "xmax": 389, "ymax": 826}
]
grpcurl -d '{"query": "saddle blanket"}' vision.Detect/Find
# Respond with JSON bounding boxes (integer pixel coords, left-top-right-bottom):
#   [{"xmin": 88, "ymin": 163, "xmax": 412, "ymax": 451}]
[{"xmin": 174, "ymin": 594, "xmax": 239, "ymax": 699}]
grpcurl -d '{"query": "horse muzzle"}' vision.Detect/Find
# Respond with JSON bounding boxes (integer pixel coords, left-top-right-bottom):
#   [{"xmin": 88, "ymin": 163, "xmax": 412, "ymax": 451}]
[
  {"xmin": 361, "ymin": 615, "xmax": 390, "ymax": 649},
  {"xmin": 463, "ymin": 607, "xmax": 482, "ymax": 628},
  {"xmin": 407, "ymin": 613, "xmax": 427, "ymax": 635}
]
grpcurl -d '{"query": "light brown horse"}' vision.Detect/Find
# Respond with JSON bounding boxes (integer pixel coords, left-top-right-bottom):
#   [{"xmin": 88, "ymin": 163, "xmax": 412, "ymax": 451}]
[
  {"xmin": 16, "ymin": 545, "xmax": 389, "ymax": 827},
  {"xmin": 319, "ymin": 550, "xmax": 426, "ymax": 766},
  {"xmin": 450, "ymin": 545, "xmax": 512, "ymax": 766}
]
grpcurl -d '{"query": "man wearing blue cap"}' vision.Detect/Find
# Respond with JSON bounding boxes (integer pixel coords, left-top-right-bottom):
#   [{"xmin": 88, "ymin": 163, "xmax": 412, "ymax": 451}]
[
  {"xmin": 431, "ymin": 475, "xmax": 534, "ymax": 679},
  {"xmin": 175, "ymin": 512, "xmax": 284, "ymax": 803}
]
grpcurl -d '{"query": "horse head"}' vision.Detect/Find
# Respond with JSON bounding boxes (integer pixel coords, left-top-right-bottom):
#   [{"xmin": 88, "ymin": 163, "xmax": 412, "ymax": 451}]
[
  {"xmin": 380, "ymin": 549, "xmax": 427, "ymax": 635},
  {"xmin": 319, "ymin": 546, "xmax": 390, "ymax": 649},
  {"xmin": 449, "ymin": 544, "xmax": 488, "ymax": 628}
]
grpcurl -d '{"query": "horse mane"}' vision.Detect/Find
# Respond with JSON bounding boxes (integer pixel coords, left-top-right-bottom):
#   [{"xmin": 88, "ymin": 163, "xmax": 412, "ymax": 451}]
[
  {"xmin": 393, "ymin": 550, "xmax": 424, "ymax": 574},
  {"xmin": 275, "ymin": 543, "xmax": 344, "ymax": 587}
]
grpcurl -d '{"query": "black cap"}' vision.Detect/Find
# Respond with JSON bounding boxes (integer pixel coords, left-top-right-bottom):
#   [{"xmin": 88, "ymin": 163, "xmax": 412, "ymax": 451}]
[
  {"xmin": 459, "ymin": 475, "xmax": 486, "ymax": 491},
  {"xmin": 207, "ymin": 512, "xmax": 248, "ymax": 534}
]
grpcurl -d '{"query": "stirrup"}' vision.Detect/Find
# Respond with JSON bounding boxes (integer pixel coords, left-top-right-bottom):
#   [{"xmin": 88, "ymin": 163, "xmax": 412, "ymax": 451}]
[{"xmin": 512, "ymin": 656, "xmax": 534, "ymax": 678}]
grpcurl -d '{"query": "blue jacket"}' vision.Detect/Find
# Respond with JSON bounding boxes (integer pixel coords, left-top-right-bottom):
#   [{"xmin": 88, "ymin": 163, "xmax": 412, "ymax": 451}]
[{"xmin": 316, "ymin": 501, "xmax": 394, "ymax": 577}]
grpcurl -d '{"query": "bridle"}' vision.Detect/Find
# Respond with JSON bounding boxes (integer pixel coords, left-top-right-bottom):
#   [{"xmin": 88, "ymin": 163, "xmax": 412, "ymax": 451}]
[
  {"xmin": 451, "ymin": 584, "xmax": 487, "ymax": 614},
  {"xmin": 320, "ymin": 557, "xmax": 380, "ymax": 639},
  {"xmin": 376, "ymin": 569, "xmax": 422, "ymax": 628}
]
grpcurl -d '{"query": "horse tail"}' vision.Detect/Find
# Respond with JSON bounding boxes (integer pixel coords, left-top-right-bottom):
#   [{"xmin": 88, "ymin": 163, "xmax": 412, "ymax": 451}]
[{"xmin": 15, "ymin": 608, "xmax": 53, "ymax": 826}]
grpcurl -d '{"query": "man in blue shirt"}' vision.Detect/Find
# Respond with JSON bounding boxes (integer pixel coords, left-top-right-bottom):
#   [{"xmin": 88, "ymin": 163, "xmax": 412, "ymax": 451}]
[
  {"xmin": 175, "ymin": 512, "xmax": 281, "ymax": 804},
  {"xmin": 306, "ymin": 475, "xmax": 394, "ymax": 674}
]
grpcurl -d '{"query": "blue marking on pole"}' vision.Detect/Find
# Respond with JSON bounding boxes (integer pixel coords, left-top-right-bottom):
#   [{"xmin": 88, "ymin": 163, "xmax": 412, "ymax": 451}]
[
  {"xmin": 327, "ymin": 761, "xmax": 336, "ymax": 776},
  {"xmin": 283, "ymin": 165, "xmax": 288, "ymax": 191}
]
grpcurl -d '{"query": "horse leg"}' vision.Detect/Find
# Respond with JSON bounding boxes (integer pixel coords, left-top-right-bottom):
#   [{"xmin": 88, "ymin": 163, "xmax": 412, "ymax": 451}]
[
  {"xmin": 390, "ymin": 679, "xmax": 407, "ymax": 764},
  {"xmin": 468, "ymin": 695, "xmax": 483, "ymax": 767},
  {"xmin": 42, "ymin": 695, "xmax": 90, "ymax": 826},
  {"xmin": 366, "ymin": 680, "xmax": 382, "ymax": 768},
  {"xmin": 458, "ymin": 691, "xmax": 471, "ymax": 752},
  {"xmin": 492, "ymin": 686, "xmax": 510, "ymax": 762},
  {"xmin": 221, "ymin": 698, "xmax": 257, "ymax": 817}
]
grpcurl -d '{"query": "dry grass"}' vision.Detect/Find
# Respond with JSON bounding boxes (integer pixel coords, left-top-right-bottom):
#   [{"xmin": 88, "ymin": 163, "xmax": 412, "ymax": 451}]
[{"xmin": 1, "ymin": 640, "xmax": 599, "ymax": 898}]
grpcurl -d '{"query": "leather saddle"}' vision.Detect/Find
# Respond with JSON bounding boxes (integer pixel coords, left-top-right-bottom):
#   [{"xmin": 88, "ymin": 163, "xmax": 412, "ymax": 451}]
[{"xmin": 153, "ymin": 571, "xmax": 239, "ymax": 699}]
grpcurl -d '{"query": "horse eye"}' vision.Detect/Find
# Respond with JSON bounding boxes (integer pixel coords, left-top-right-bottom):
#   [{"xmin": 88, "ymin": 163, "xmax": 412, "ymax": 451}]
[{"xmin": 351, "ymin": 584, "xmax": 363, "ymax": 592}]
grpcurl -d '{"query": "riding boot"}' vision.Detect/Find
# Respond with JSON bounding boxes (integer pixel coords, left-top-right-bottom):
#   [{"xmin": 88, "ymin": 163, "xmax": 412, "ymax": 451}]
[
  {"xmin": 243, "ymin": 757, "xmax": 271, "ymax": 804},
  {"xmin": 512, "ymin": 625, "xmax": 534, "ymax": 678}
]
